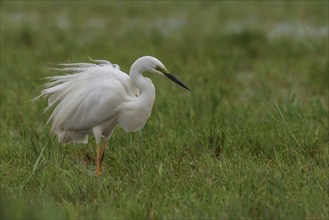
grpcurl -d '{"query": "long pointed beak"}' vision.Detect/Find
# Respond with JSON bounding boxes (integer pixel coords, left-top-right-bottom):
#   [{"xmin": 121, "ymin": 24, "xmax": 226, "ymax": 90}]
[{"xmin": 164, "ymin": 73, "xmax": 191, "ymax": 91}]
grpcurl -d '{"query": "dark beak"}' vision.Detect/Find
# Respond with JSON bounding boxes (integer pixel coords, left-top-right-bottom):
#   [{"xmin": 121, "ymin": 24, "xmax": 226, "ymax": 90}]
[{"xmin": 164, "ymin": 73, "xmax": 191, "ymax": 91}]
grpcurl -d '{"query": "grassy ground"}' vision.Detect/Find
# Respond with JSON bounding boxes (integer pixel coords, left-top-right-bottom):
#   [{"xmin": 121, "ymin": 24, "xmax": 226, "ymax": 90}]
[{"xmin": 1, "ymin": 1, "xmax": 328, "ymax": 219}]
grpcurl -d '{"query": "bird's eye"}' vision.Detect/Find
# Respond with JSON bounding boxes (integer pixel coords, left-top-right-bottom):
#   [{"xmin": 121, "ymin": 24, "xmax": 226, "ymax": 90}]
[{"xmin": 154, "ymin": 66, "xmax": 162, "ymax": 71}]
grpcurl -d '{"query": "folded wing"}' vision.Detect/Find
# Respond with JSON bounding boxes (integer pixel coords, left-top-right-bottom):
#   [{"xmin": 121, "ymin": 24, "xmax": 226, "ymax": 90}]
[{"xmin": 40, "ymin": 60, "xmax": 140, "ymax": 141}]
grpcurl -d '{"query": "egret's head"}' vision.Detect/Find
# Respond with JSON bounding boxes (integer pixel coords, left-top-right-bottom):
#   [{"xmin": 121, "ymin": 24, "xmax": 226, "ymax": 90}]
[
  {"xmin": 136, "ymin": 56, "xmax": 190, "ymax": 91},
  {"xmin": 136, "ymin": 56, "xmax": 168, "ymax": 75}
]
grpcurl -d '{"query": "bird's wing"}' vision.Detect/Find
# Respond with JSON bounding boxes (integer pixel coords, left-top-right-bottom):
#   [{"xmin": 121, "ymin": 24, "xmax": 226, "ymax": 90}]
[{"xmin": 41, "ymin": 61, "xmax": 139, "ymax": 133}]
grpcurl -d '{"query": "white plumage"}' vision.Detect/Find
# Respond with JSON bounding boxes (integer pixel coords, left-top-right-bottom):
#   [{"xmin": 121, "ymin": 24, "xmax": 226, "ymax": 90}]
[
  {"xmin": 43, "ymin": 60, "xmax": 140, "ymax": 144},
  {"xmin": 39, "ymin": 56, "xmax": 190, "ymax": 175}
]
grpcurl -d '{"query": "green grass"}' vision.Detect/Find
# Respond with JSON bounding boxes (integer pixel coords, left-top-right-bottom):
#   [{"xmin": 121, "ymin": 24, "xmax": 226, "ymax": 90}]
[{"xmin": 1, "ymin": 1, "xmax": 328, "ymax": 219}]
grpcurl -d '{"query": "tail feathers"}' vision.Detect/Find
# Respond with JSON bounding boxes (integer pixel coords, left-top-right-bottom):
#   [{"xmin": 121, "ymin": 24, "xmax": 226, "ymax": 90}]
[{"xmin": 56, "ymin": 130, "xmax": 89, "ymax": 144}]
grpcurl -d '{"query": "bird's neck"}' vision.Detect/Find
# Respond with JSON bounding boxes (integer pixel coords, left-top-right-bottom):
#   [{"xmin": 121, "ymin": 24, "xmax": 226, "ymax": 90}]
[{"xmin": 129, "ymin": 69, "xmax": 156, "ymax": 106}]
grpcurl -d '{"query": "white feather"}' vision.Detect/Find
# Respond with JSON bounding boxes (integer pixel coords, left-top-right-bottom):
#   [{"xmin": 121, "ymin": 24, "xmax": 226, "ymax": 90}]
[
  {"xmin": 40, "ymin": 60, "xmax": 141, "ymax": 143},
  {"xmin": 38, "ymin": 56, "xmax": 183, "ymax": 146}
]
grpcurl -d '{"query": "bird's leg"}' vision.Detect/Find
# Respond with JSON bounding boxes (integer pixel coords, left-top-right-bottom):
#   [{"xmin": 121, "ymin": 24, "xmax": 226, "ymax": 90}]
[
  {"xmin": 96, "ymin": 143, "xmax": 102, "ymax": 176},
  {"xmin": 96, "ymin": 141, "xmax": 107, "ymax": 176},
  {"xmin": 100, "ymin": 141, "xmax": 108, "ymax": 163}
]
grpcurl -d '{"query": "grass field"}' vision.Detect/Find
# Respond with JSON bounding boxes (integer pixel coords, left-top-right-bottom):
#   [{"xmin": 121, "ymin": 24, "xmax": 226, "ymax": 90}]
[{"xmin": 1, "ymin": 1, "xmax": 328, "ymax": 219}]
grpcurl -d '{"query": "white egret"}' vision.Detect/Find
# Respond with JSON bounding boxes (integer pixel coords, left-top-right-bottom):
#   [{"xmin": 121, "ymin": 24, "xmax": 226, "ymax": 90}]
[{"xmin": 39, "ymin": 56, "xmax": 190, "ymax": 176}]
